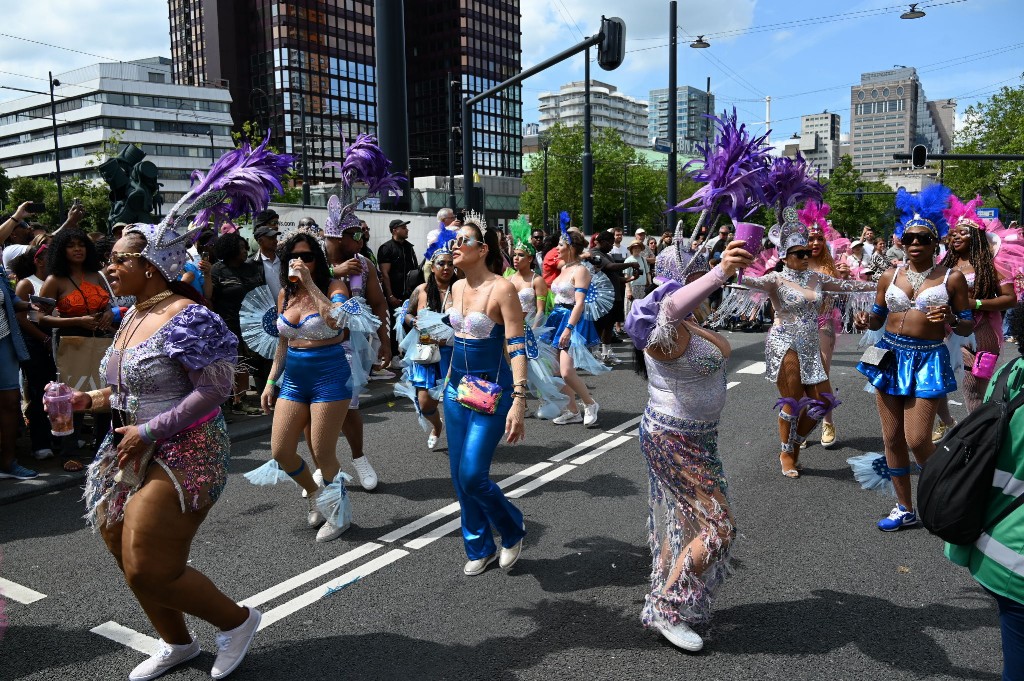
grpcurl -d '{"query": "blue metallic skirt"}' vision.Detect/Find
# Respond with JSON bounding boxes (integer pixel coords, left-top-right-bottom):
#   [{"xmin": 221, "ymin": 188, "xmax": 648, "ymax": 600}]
[
  {"xmin": 857, "ymin": 332, "xmax": 956, "ymax": 399},
  {"xmin": 541, "ymin": 305, "xmax": 600, "ymax": 348},
  {"xmin": 279, "ymin": 343, "xmax": 352, "ymax": 404}
]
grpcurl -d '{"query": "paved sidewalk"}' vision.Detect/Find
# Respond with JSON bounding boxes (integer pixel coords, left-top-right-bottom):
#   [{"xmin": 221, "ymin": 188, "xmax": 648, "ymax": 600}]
[{"xmin": 0, "ymin": 373, "xmax": 400, "ymax": 507}]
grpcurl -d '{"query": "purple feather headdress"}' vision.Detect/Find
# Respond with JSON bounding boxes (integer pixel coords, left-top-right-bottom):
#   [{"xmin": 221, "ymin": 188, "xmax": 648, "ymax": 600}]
[
  {"xmin": 127, "ymin": 133, "xmax": 294, "ymax": 281},
  {"xmin": 324, "ymin": 133, "xmax": 406, "ymax": 237},
  {"xmin": 761, "ymin": 154, "xmax": 824, "ymax": 221},
  {"xmin": 674, "ymin": 108, "xmax": 772, "ymax": 226}
]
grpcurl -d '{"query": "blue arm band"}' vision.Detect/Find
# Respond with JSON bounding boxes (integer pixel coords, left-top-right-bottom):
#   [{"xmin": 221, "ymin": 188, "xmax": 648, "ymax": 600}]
[
  {"xmin": 574, "ymin": 287, "xmax": 588, "ymax": 294},
  {"xmin": 508, "ymin": 348, "xmax": 526, "ymax": 359},
  {"xmin": 956, "ymin": 309, "xmax": 973, "ymax": 321},
  {"xmin": 870, "ymin": 304, "xmax": 888, "ymax": 320},
  {"xmin": 330, "ymin": 293, "xmax": 348, "ymax": 303},
  {"xmin": 507, "ymin": 335, "xmax": 526, "ymax": 345}
]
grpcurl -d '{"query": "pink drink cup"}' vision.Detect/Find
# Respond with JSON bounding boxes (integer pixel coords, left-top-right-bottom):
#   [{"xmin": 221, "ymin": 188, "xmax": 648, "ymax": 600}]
[
  {"xmin": 733, "ymin": 222, "xmax": 764, "ymax": 283},
  {"xmin": 44, "ymin": 382, "xmax": 74, "ymax": 437}
]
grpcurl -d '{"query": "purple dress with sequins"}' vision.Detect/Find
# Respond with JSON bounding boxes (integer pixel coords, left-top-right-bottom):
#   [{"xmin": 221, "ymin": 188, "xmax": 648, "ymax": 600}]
[{"xmin": 85, "ymin": 304, "xmax": 237, "ymax": 528}]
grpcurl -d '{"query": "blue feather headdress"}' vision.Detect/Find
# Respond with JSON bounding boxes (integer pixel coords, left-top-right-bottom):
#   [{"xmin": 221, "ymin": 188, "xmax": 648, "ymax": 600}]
[
  {"xmin": 558, "ymin": 210, "xmax": 571, "ymax": 244},
  {"xmin": 128, "ymin": 133, "xmax": 294, "ymax": 281},
  {"xmin": 324, "ymin": 133, "xmax": 406, "ymax": 238},
  {"xmin": 424, "ymin": 221, "xmax": 459, "ymax": 262},
  {"xmin": 895, "ymin": 184, "xmax": 952, "ymax": 239}
]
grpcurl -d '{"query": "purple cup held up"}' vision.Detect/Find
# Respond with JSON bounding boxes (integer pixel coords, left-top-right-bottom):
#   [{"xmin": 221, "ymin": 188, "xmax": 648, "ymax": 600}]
[{"xmin": 733, "ymin": 222, "xmax": 765, "ymax": 283}]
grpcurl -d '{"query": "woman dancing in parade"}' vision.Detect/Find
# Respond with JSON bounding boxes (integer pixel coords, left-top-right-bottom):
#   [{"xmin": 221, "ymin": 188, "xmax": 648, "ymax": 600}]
[
  {"xmin": 542, "ymin": 226, "xmax": 608, "ymax": 427},
  {"xmin": 852, "ymin": 185, "xmax": 973, "ymax": 531},
  {"xmin": 254, "ymin": 232, "xmax": 379, "ymax": 542},
  {"xmin": 506, "ymin": 220, "xmax": 571, "ymax": 420},
  {"xmin": 396, "ymin": 236, "xmax": 459, "ymax": 450},
  {"xmin": 444, "ymin": 214, "xmax": 529, "ymax": 575},
  {"xmin": 75, "ymin": 138, "xmax": 291, "ymax": 680},
  {"xmin": 624, "ymin": 109, "xmax": 761, "ymax": 652},
  {"xmin": 800, "ymin": 201, "xmax": 854, "ymax": 449},
  {"xmin": 710, "ymin": 157, "xmax": 876, "ymax": 478},
  {"xmin": 931, "ymin": 194, "xmax": 1017, "ymax": 439}
]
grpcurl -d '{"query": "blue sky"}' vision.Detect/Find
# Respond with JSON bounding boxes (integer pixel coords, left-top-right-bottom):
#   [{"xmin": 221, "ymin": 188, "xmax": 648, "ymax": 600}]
[
  {"xmin": 0, "ymin": 0, "xmax": 1020, "ymax": 148},
  {"xmin": 520, "ymin": 0, "xmax": 1024, "ymax": 144}
]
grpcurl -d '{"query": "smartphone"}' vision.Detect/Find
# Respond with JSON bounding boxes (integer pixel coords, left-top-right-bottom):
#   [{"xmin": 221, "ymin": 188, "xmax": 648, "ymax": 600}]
[
  {"xmin": 72, "ymin": 198, "xmax": 82, "ymax": 209},
  {"xmin": 29, "ymin": 295, "xmax": 57, "ymax": 312},
  {"xmin": 27, "ymin": 202, "xmax": 45, "ymax": 214}
]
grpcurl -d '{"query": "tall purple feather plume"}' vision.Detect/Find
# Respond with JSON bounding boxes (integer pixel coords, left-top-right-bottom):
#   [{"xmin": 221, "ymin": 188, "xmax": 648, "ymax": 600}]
[
  {"xmin": 325, "ymin": 133, "xmax": 406, "ymax": 198},
  {"xmin": 189, "ymin": 135, "xmax": 294, "ymax": 227},
  {"xmin": 761, "ymin": 153, "xmax": 824, "ymax": 215},
  {"xmin": 675, "ymin": 108, "xmax": 772, "ymax": 221}
]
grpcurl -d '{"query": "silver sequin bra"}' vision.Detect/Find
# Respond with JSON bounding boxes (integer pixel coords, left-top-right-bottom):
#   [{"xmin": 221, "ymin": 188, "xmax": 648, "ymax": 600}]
[
  {"xmin": 276, "ymin": 312, "xmax": 342, "ymax": 341},
  {"xmin": 448, "ymin": 310, "xmax": 498, "ymax": 339},
  {"xmin": 517, "ymin": 287, "xmax": 537, "ymax": 315},
  {"xmin": 644, "ymin": 333, "xmax": 728, "ymax": 423},
  {"xmin": 885, "ymin": 266, "xmax": 950, "ymax": 313},
  {"xmin": 552, "ymin": 281, "xmax": 576, "ymax": 305}
]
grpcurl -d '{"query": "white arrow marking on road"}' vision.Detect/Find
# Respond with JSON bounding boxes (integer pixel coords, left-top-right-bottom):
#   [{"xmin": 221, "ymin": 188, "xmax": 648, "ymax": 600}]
[
  {"xmin": 90, "ymin": 622, "xmax": 160, "ymax": 656},
  {"xmin": 736, "ymin": 361, "xmax": 766, "ymax": 375},
  {"xmin": 727, "ymin": 381, "xmax": 740, "ymax": 390},
  {"xmin": 0, "ymin": 577, "xmax": 46, "ymax": 604}
]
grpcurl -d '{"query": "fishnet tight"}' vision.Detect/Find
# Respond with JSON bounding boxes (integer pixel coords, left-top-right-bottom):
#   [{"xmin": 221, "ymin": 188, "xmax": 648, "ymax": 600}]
[
  {"xmin": 875, "ymin": 391, "xmax": 939, "ymax": 511},
  {"xmin": 271, "ymin": 398, "xmax": 350, "ymax": 494}
]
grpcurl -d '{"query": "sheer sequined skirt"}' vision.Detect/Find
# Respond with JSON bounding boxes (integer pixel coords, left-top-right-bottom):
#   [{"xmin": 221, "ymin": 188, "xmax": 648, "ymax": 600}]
[
  {"xmin": 639, "ymin": 407, "xmax": 735, "ymax": 627},
  {"xmin": 84, "ymin": 414, "xmax": 230, "ymax": 529},
  {"xmin": 766, "ymin": 323, "xmax": 828, "ymax": 384}
]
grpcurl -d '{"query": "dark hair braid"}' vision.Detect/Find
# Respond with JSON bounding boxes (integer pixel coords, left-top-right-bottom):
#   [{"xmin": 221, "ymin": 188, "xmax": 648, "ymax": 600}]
[{"xmin": 942, "ymin": 228, "xmax": 1001, "ymax": 300}]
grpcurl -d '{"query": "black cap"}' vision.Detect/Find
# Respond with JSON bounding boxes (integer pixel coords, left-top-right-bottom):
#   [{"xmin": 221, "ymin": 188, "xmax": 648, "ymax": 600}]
[
  {"xmin": 253, "ymin": 209, "xmax": 279, "ymax": 228},
  {"xmin": 254, "ymin": 224, "xmax": 280, "ymax": 240},
  {"xmin": 596, "ymin": 229, "xmax": 615, "ymax": 242},
  {"xmin": 389, "ymin": 219, "xmax": 411, "ymax": 231}
]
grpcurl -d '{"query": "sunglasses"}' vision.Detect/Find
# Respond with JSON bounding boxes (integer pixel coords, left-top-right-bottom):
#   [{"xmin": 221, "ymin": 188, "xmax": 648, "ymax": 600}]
[
  {"xmin": 286, "ymin": 251, "xmax": 316, "ymax": 263},
  {"xmin": 902, "ymin": 232, "xmax": 936, "ymax": 246},
  {"xmin": 110, "ymin": 251, "xmax": 144, "ymax": 265},
  {"xmin": 787, "ymin": 249, "xmax": 813, "ymax": 260},
  {"xmin": 341, "ymin": 229, "xmax": 364, "ymax": 242},
  {"xmin": 449, "ymin": 235, "xmax": 482, "ymax": 248}
]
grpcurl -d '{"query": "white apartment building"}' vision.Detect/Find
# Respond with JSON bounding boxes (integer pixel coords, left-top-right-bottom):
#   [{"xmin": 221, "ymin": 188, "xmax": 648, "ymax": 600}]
[
  {"xmin": 0, "ymin": 57, "xmax": 234, "ymax": 204},
  {"xmin": 537, "ymin": 80, "xmax": 648, "ymax": 148}
]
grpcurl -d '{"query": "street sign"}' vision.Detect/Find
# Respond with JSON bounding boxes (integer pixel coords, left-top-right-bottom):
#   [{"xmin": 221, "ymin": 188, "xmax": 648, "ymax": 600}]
[{"xmin": 977, "ymin": 207, "xmax": 999, "ymax": 219}]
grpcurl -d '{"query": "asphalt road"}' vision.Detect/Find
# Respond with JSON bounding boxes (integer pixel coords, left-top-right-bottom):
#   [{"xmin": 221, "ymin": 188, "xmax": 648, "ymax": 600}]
[{"xmin": 0, "ymin": 331, "xmax": 1006, "ymax": 680}]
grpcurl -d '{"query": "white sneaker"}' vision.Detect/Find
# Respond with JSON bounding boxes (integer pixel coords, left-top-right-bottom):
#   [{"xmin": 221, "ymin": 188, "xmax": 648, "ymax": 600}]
[
  {"xmin": 583, "ymin": 402, "xmax": 600, "ymax": 428},
  {"xmin": 369, "ymin": 368, "xmax": 396, "ymax": 381},
  {"xmin": 427, "ymin": 431, "xmax": 439, "ymax": 450},
  {"xmin": 301, "ymin": 468, "xmax": 324, "ymax": 498},
  {"xmin": 499, "ymin": 538, "xmax": 524, "ymax": 569},
  {"xmin": 552, "ymin": 410, "xmax": 583, "ymax": 425},
  {"xmin": 128, "ymin": 637, "xmax": 200, "ymax": 681},
  {"xmin": 32, "ymin": 448, "xmax": 55, "ymax": 460},
  {"xmin": 655, "ymin": 618, "xmax": 704, "ymax": 652},
  {"xmin": 211, "ymin": 607, "xmax": 261, "ymax": 679},
  {"xmin": 463, "ymin": 553, "xmax": 496, "ymax": 576},
  {"xmin": 352, "ymin": 456, "xmax": 378, "ymax": 490},
  {"xmin": 306, "ymin": 488, "xmax": 325, "ymax": 527},
  {"xmin": 605, "ymin": 355, "xmax": 623, "ymax": 366},
  {"xmin": 315, "ymin": 516, "xmax": 351, "ymax": 542}
]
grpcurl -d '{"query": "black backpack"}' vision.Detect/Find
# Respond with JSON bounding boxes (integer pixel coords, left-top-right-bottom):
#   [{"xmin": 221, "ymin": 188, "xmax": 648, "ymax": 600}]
[{"xmin": 918, "ymin": 359, "xmax": 1024, "ymax": 544}]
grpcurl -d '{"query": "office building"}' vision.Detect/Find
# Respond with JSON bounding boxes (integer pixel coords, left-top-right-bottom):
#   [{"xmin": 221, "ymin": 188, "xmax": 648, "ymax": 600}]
[
  {"xmin": 797, "ymin": 112, "xmax": 841, "ymax": 177},
  {"xmin": 849, "ymin": 67, "xmax": 954, "ymax": 177},
  {"xmin": 168, "ymin": 0, "xmax": 522, "ymax": 186},
  {"xmin": 538, "ymin": 80, "xmax": 649, "ymax": 148},
  {"xmin": 0, "ymin": 57, "xmax": 233, "ymax": 204},
  {"xmin": 648, "ymin": 85, "xmax": 714, "ymax": 154}
]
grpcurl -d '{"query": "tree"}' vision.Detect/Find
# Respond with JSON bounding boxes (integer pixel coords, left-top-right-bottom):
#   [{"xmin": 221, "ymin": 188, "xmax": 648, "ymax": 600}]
[
  {"xmin": 520, "ymin": 124, "xmax": 669, "ymax": 233},
  {"xmin": 232, "ymin": 120, "xmax": 303, "ymax": 205},
  {"xmin": 943, "ymin": 84, "xmax": 1024, "ymax": 217},
  {"xmin": 8, "ymin": 176, "xmax": 111, "ymax": 233},
  {"xmin": 821, "ymin": 155, "xmax": 897, "ymax": 237}
]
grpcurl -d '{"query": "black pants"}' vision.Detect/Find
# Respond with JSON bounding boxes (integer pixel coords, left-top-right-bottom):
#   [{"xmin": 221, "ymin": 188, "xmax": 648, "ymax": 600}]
[{"xmin": 22, "ymin": 337, "xmax": 55, "ymax": 452}]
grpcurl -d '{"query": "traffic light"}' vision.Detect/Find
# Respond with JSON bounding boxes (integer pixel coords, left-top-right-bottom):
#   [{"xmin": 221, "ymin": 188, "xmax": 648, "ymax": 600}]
[
  {"xmin": 597, "ymin": 16, "xmax": 626, "ymax": 71},
  {"xmin": 911, "ymin": 144, "xmax": 928, "ymax": 168}
]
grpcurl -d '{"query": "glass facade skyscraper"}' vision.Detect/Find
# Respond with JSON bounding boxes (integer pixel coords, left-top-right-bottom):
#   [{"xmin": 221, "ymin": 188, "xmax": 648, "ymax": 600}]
[{"xmin": 648, "ymin": 86, "xmax": 715, "ymax": 155}]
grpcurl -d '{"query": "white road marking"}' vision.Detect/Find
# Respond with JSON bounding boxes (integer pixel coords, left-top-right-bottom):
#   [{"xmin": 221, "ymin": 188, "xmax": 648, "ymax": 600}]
[
  {"xmin": 94, "ymin": 416, "xmax": 641, "ymax": 651},
  {"xmin": 0, "ymin": 577, "xmax": 46, "ymax": 604},
  {"xmin": 240, "ymin": 541, "xmax": 381, "ymax": 608},
  {"xmin": 257, "ymin": 549, "xmax": 409, "ymax": 630},
  {"xmin": 91, "ymin": 621, "xmax": 161, "ymax": 655},
  {"xmin": 736, "ymin": 361, "xmax": 766, "ymax": 375},
  {"xmin": 727, "ymin": 381, "xmax": 741, "ymax": 390},
  {"xmin": 571, "ymin": 435, "xmax": 634, "ymax": 465}
]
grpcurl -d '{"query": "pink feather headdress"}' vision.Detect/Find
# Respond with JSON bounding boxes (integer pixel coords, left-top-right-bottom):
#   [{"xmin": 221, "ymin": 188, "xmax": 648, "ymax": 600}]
[
  {"xmin": 943, "ymin": 194, "xmax": 985, "ymax": 231},
  {"xmin": 797, "ymin": 201, "xmax": 837, "ymax": 240}
]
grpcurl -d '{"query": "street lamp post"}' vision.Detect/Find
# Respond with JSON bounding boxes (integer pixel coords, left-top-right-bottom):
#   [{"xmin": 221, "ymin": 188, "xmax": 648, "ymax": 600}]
[
  {"xmin": 48, "ymin": 72, "xmax": 64, "ymax": 217},
  {"xmin": 582, "ymin": 47, "xmax": 593, "ymax": 235}
]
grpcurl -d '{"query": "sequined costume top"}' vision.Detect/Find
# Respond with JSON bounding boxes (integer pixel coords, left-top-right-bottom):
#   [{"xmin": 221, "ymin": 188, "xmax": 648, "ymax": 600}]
[
  {"xmin": 645, "ymin": 334, "xmax": 728, "ymax": 424},
  {"xmin": 517, "ymin": 287, "xmax": 537, "ymax": 315},
  {"xmin": 276, "ymin": 312, "xmax": 343, "ymax": 340},
  {"xmin": 885, "ymin": 266, "xmax": 950, "ymax": 312},
  {"xmin": 743, "ymin": 267, "xmax": 876, "ymax": 384},
  {"xmin": 551, "ymin": 280, "xmax": 577, "ymax": 306},
  {"xmin": 448, "ymin": 309, "xmax": 498, "ymax": 339}
]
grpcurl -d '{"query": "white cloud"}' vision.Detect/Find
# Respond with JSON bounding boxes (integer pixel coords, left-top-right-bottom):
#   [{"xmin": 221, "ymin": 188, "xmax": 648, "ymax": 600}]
[{"xmin": 0, "ymin": 0, "xmax": 169, "ymax": 102}]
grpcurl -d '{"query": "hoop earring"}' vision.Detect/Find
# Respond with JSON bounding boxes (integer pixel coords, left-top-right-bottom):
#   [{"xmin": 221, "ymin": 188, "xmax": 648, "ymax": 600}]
[{"xmin": 145, "ymin": 271, "xmax": 153, "ymax": 279}]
